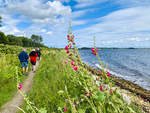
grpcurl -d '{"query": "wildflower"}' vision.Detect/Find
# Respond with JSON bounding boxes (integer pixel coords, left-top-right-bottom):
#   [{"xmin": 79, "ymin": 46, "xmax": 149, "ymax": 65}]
[
  {"xmin": 65, "ymin": 46, "xmax": 69, "ymax": 51},
  {"xmin": 99, "ymin": 86, "xmax": 103, "ymax": 91},
  {"xmin": 73, "ymin": 66, "xmax": 77, "ymax": 71},
  {"xmin": 64, "ymin": 107, "xmax": 68, "ymax": 112},
  {"xmin": 59, "ymin": 69, "xmax": 62, "ymax": 72},
  {"xmin": 68, "ymin": 43, "xmax": 71, "ymax": 49},
  {"xmin": 107, "ymin": 72, "xmax": 111, "ymax": 77},
  {"xmin": 66, "ymin": 50, "xmax": 69, "ymax": 54},
  {"xmin": 71, "ymin": 35, "xmax": 74, "ymax": 39},
  {"xmin": 67, "ymin": 35, "xmax": 70, "ymax": 40},
  {"xmin": 18, "ymin": 84, "xmax": 22, "ymax": 90},
  {"xmin": 91, "ymin": 48, "xmax": 98, "ymax": 55},
  {"xmin": 67, "ymin": 34, "xmax": 74, "ymax": 42},
  {"xmin": 71, "ymin": 61, "xmax": 74, "ymax": 66},
  {"xmin": 64, "ymin": 60, "xmax": 68, "ymax": 64},
  {"xmin": 91, "ymin": 48, "xmax": 94, "ymax": 52},
  {"xmin": 72, "ymin": 42, "xmax": 75, "ymax": 45}
]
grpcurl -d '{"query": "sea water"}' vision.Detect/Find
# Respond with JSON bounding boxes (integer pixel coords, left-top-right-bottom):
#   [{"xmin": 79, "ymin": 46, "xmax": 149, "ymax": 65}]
[{"xmin": 79, "ymin": 49, "xmax": 150, "ymax": 91}]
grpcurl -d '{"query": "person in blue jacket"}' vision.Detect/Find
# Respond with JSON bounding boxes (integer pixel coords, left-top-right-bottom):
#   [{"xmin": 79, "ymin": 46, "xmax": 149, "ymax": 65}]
[{"xmin": 18, "ymin": 48, "xmax": 29, "ymax": 75}]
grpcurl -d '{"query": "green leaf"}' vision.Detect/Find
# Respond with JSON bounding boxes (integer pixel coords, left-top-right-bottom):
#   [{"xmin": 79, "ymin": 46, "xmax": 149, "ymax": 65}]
[
  {"xmin": 78, "ymin": 108, "xmax": 86, "ymax": 113},
  {"xmin": 97, "ymin": 91, "xmax": 105, "ymax": 101},
  {"xmin": 26, "ymin": 105, "xmax": 30, "ymax": 111},
  {"xmin": 39, "ymin": 108, "xmax": 47, "ymax": 113}
]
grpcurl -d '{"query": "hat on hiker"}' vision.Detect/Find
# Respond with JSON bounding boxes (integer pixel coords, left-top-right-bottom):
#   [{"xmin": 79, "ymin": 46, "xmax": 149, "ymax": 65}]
[
  {"xmin": 32, "ymin": 49, "xmax": 35, "ymax": 51},
  {"xmin": 22, "ymin": 48, "xmax": 26, "ymax": 51}
]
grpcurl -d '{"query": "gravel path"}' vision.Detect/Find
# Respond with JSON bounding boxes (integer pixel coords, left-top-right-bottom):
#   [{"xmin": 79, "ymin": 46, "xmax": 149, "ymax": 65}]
[{"xmin": 0, "ymin": 59, "xmax": 41, "ymax": 113}]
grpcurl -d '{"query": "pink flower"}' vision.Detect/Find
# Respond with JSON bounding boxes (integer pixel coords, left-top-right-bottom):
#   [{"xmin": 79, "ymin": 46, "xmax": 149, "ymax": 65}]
[
  {"xmin": 95, "ymin": 49, "xmax": 98, "ymax": 53},
  {"xmin": 71, "ymin": 61, "xmax": 74, "ymax": 65},
  {"xmin": 67, "ymin": 35, "xmax": 70, "ymax": 39},
  {"xmin": 64, "ymin": 107, "xmax": 68, "ymax": 112},
  {"xmin": 91, "ymin": 48, "xmax": 94, "ymax": 52},
  {"xmin": 73, "ymin": 66, "xmax": 77, "ymax": 71},
  {"xmin": 65, "ymin": 46, "xmax": 69, "ymax": 51},
  {"xmin": 64, "ymin": 60, "xmax": 68, "ymax": 64},
  {"xmin": 91, "ymin": 48, "xmax": 98, "ymax": 56},
  {"xmin": 99, "ymin": 86, "xmax": 103, "ymax": 91},
  {"xmin": 66, "ymin": 50, "xmax": 69, "ymax": 54},
  {"xmin": 18, "ymin": 84, "xmax": 22, "ymax": 90},
  {"xmin": 72, "ymin": 35, "xmax": 74, "ymax": 39},
  {"xmin": 107, "ymin": 72, "xmax": 111, "ymax": 77}
]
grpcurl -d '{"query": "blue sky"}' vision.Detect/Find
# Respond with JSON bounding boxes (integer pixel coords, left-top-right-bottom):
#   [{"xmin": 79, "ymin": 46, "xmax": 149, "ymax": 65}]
[{"xmin": 0, "ymin": 0, "xmax": 150, "ymax": 48}]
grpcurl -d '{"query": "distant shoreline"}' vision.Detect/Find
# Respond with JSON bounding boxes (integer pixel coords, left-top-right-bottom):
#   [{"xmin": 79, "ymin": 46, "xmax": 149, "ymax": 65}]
[
  {"xmin": 79, "ymin": 47, "xmax": 150, "ymax": 49},
  {"xmin": 83, "ymin": 64, "xmax": 150, "ymax": 102}
]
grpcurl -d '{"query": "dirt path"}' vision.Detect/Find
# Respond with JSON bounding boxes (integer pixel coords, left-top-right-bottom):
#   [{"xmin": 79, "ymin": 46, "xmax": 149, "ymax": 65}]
[{"xmin": 0, "ymin": 59, "xmax": 41, "ymax": 113}]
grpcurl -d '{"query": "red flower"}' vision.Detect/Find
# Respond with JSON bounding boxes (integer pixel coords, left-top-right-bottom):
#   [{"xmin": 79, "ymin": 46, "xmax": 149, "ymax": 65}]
[
  {"xmin": 107, "ymin": 72, "xmax": 111, "ymax": 77},
  {"xmin": 91, "ymin": 48, "xmax": 94, "ymax": 52},
  {"xmin": 72, "ymin": 35, "xmax": 74, "ymax": 39},
  {"xmin": 18, "ymin": 84, "xmax": 22, "ymax": 90},
  {"xmin": 66, "ymin": 50, "xmax": 69, "ymax": 53},
  {"xmin": 65, "ymin": 46, "xmax": 69, "ymax": 51},
  {"xmin": 91, "ymin": 48, "xmax": 98, "ymax": 55},
  {"xmin": 67, "ymin": 34, "xmax": 74, "ymax": 42},
  {"xmin": 64, "ymin": 107, "xmax": 68, "ymax": 112},
  {"xmin": 99, "ymin": 86, "xmax": 103, "ymax": 91},
  {"xmin": 73, "ymin": 66, "xmax": 77, "ymax": 71},
  {"xmin": 67, "ymin": 35, "xmax": 70, "ymax": 39},
  {"xmin": 71, "ymin": 61, "xmax": 74, "ymax": 66}
]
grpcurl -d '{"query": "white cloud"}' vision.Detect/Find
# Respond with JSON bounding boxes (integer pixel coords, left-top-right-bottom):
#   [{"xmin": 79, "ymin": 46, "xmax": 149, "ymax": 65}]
[
  {"xmin": 1, "ymin": 0, "xmax": 150, "ymax": 48},
  {"xmin": 0, "ymin": 0, "xmax": 72, "ymax": 47},
  {"xmin": 74, "ymin": 6, "xmax": 150, "ymax": 47},
  {"xmin": 0, "ymin": 0, "xmax": 71, "ymax": 24},
  {"xmin": 46, "ymin": 31, "xmax": 53, "ymax": 35}
]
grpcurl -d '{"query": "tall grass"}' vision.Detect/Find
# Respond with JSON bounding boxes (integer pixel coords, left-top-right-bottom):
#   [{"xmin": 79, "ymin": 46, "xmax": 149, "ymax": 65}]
[{"xmin": 19, "ymin": 49, "xmax": 142, "ymax": 113}]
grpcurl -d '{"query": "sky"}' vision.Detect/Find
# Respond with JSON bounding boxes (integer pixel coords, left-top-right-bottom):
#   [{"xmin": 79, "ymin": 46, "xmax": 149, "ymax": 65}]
[{"xmin": 0, "ymin": 0, "xmax": 150, "ymax": 48}]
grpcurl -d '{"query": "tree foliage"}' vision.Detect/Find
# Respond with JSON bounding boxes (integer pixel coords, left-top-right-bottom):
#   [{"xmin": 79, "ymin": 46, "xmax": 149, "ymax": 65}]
[
  {"xmin": 0, "ymin": 16, "xmax": 45, "ymax": 47},
  {"xmin": 0, "ymin": 32, "xmax": 8, "ymax": 44},
  {"xmin": 0, "ymin": 33, "xmax": 46, "ymax": 47},
  {"xmin": 0, "ymin": 16, "xmax": 2, "ymax": 27},
  {"xmin": 31, "ymin": 34, "xmax": 43, "ymax": 44}
]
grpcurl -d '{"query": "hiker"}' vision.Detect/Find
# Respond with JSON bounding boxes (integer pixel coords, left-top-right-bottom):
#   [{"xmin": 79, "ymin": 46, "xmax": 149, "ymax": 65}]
[
  {"xmin": 18, "ymin": 48, "xmax": 29, "ymax": 75},
  {"xmin": 36, "ymin": 48, "xmax": 41, "ymax": 61},
  {"xmin": 29, "ymin": 49, "xmax": 38, "ymax": 72}
]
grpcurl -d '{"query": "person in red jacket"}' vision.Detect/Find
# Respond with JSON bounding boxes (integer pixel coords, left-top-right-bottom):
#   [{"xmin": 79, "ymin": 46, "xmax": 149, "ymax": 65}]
[{"xmin": 29, "ymin": 49, "xmax": 38, "ymax": 72}]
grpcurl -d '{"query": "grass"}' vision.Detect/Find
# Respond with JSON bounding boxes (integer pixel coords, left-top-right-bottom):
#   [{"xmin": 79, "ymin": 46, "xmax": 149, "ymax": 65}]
[
  {"xmin": 0, "ymin": 44, "xmax": 34, "ymax": 108},
  {"xmin": 0, "ymin": 53, "xmax": 28, "ymax": 108},
  {"xmin": 20, "ymin": 50, "xmax": 73, "ymax": 112},
  {"xmin": 18, "ymin": 50, "xmax": 143, "ymax": 113}
]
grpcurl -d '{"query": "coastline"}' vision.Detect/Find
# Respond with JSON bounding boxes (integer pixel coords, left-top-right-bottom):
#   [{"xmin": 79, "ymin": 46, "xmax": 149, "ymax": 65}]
[{"xmin": 83, "ymin": 64, "xmax": 150, "ymax": 102}]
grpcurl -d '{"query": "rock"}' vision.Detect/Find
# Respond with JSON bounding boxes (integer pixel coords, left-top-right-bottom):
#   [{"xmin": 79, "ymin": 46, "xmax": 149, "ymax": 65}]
[{"xmin": 120, "ymin": 92, "xmax": 131, "ymax": 105}]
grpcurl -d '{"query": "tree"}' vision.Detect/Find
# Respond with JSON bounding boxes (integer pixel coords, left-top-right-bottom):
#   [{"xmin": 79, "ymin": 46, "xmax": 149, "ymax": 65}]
[
  {"xmin": 31, "ymin": 34, "xmax": 43, "ymax": 44},
  {"xmin": 0, "ymin": 32, "xmax": 8, "ymax": 44},
  {"xmin": 0, "ymin": 16, "xmax": 1, "ymax": 27}
]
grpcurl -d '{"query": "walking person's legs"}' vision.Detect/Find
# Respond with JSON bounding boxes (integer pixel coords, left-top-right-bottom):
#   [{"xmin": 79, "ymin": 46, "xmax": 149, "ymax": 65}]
[
  {"xmin": 31, "ymin": 62, "xmax": 36, "ymax": 72},
  {"xmin": 25, "ymin": 62, "xmax": 29, "ymax": 75},
  {"xmin": 22, "ymin": 67, "xmax": 25, "ymax": 74},
  {"xmin": 21, "ymin": 62, "xmax": 25, "ymax": 74}
]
